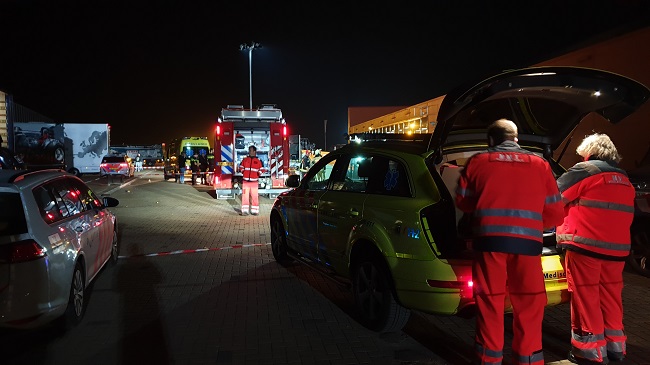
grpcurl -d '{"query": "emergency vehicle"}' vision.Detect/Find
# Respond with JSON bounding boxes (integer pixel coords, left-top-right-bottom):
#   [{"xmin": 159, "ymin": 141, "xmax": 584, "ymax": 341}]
[
  {"xmin": 213, "ymin": 104, "xmax": 290, "ymax": 199},
  {"xmin": 269, "ymin": 66, "xmax": 650, "ymax": 333}
]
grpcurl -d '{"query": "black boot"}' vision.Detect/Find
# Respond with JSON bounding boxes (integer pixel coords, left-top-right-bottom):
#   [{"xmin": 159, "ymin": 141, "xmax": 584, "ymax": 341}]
[
  {"xmin": 607, "ymin": 351, "xmax": 624, "ymax": 362},
  {"xmin": 568, "ymin": 352, "xmax": 609, "ymax": 365}
]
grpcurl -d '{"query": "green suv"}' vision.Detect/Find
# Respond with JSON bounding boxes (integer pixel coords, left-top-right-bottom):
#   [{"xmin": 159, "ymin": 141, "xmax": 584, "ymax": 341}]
[{"xmin": 269, "ymin": 66, "xmax": 650, "ymax": 332}]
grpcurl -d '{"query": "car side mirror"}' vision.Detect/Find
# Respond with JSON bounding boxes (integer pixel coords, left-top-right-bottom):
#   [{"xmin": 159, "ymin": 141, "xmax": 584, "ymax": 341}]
[
  {"xmin": 103, "ymin": 197, "xmax": 120, "ymax": 208},
  {"xmin": 286, "ymin": 175, "xmax": 300, "ymax": 188}
]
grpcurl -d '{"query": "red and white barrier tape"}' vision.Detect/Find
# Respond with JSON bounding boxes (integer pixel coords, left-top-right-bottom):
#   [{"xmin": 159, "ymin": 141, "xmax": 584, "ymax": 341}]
[{"xmin": 119, "ymin": 242, "xmax": 271, "ymax": 259}]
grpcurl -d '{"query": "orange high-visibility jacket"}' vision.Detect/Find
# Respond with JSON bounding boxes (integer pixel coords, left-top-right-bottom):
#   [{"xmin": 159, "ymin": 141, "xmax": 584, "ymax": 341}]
[
  {"xmin": 556, "ymin": 160, "xmax": 635, "ymax": 259},
  {"xmin": 239, "ymin": 156, "xmax": 265, "ymax": 181},
  {"xmin": 456, "ymin": 141, "xmax": 565, "ymax": 256}
]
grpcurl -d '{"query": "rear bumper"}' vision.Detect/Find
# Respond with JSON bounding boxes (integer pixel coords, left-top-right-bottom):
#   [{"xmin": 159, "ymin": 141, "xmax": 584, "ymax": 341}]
[
  {"xmin": 0, "ymin": 259, "xmax": 67, "ymax": 329},
  {"xmin": 389, "ymin": 254, "xmax": 569, "ymax": 317}
]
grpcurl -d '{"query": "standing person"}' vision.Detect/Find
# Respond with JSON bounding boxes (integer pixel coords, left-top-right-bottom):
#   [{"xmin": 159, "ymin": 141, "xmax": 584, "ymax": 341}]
[
  {"xmin": 199, "ymin": 151, "xmax": 208, "ymax": 185},
  {"xmin": 556, "ymin": 134, "xmax": 635, "ymax": 365},
  {"xmin": 190, "ymin": 154, "xmax": 199, "ymax": 185},
  {"xmin": 456, "ymin": 119, "xmax": 564, "ymax": 365},
  {"xmin": 135, "ymin": 154, "xmax": 142, "ymax": 172},
  {"xmin": 177, "ymin": 152, "xmax": 187, "ymax": 184},
  {"xmin": 300, "ymin": 150, "xmax": 310, "ymax": 171},
  {"xmin": 207, "ymin": 149, "xmax": 215, "ymax": 185},
  {"xmin": 238, "ymin": 145, "xmax": 265, "ymax": 216}
]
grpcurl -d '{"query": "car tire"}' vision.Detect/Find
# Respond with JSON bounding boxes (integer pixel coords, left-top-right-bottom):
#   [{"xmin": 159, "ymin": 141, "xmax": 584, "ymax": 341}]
[
  {"xmin": 270, "ymin": 218, "xmax": 292, "ymax": 264},
  {"xmin": 352, "ymin": 256, "xmax": 411, "ymax": 333},
  {"xmin": 54, "ymin": 147, "xmax": 65, "ymax": 162},
  {"xmin": 110, "ymin": 229, "xmax": 119, "ymax": 266},
  {"xmin": 68, "ymin": 168, "xmax": 81, "ymax": 177},
  {"xmin": 63, "ymin": 262, "xmax": 86, "ymax": 328},
  {"xmin": 627, "ymin": 229, "xmax": 650, "ymax": 278}
]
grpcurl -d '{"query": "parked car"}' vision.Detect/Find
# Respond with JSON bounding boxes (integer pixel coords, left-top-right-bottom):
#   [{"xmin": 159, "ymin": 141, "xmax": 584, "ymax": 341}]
[
  {"xmin": 270, "ymin": 66, "xmax": 650, "ymax": 332},
  {"xmin": 100, "ymin": 155, "xmax": 135, "ymax": 181},
  {"xmin": 0, "ymin": 169, "xmax": 120, "ymax": 329}
]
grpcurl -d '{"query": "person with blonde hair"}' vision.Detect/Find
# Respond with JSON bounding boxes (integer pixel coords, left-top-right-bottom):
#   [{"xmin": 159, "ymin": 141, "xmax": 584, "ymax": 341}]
[{"xmin": 556, "ymin": 133, "xmax": 635, "ymax": 364}]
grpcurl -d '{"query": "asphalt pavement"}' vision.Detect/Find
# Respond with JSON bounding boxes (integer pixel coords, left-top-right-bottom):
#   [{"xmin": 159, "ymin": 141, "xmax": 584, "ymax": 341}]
[{"xmin": 1, "ymin": 170, "xmax": 649, "ymax": 365}]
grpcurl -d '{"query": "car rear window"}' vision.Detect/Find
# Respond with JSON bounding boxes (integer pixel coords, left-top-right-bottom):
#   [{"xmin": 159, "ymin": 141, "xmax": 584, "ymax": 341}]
[
  {"xmin": 0, "ymin": 193, "xmax": 28, "ymax": 235},
  {"xmin": 102, "ymin": 156, "xmax": 125, "ymax": 163}
]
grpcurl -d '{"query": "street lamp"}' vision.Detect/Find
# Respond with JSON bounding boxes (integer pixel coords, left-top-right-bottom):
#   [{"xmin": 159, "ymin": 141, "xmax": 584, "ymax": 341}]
[{"xmin": 239, "ymin": 42, "xmax": 261, "ymax": 109}]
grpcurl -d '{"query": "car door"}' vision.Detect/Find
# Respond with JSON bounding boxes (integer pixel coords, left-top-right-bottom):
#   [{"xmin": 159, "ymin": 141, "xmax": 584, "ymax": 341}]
[
  {"xmin": 50, "ymin": 179, "xmax": 99, "ymax": 281},
  {"xmin": 285, "ymin": 154, "xmax": 341, "ymax": 261},
  {"xmin": 68, "ymin": 178, "xmax": 110, "ymax": 274},
  {"xmin": 318, "ymin": 154, "xmax": 368, "ymax": 273}
]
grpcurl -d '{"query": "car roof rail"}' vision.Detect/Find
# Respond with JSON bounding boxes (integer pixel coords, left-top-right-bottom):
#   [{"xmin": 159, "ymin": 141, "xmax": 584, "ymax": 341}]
[
  {"xmin": 9, "ymin": 169, "xmax": 67, "ymax": 183},
  {"xmin": 347, "ymin": 133, "xmax": 433, "ymax": 143}
]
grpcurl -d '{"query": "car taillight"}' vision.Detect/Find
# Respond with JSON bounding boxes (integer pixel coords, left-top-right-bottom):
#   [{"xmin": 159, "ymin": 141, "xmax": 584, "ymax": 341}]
[
  {"xmin": 120, "ymin": 163, "xmax": 128, "ymax": 168},
  {"xmin": 0, "ymin": 240, "xmax": 47, "ymax": 264},
  {"xmin": 427, "ymin": 279, "xmax": 474, "ymax": 289},
  {"xmin": 100, "ymin": 163, "xmax": 106, "ymax": 168}
]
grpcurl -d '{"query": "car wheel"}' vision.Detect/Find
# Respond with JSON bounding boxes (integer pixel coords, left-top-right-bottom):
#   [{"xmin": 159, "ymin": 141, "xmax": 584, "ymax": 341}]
[
  {"xmin": 68, "ymin": 168, "xmax": 81, "ymax": 177},
  {"xmin": 627, "ymin": 229, "xmax": 650, "ymax": 278},
  {"xmin": 110, "ymin": 229, "xmax": 119, "ymax": 266},
  {"xmin": 63, "ymin": 262, "xmax": 86, "ymax": 328},
  {"xmin": 270, "ymin": 218, "xmax": 292, "ymax": 264},
  {"xmin": 352, "ymin": 256, "xmax": 411, "ymax": 333}
]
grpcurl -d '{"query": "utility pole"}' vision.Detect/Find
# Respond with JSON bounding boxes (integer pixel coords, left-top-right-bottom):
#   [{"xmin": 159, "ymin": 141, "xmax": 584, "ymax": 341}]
[{"xmin": 239, "ymin": 42, "xmax": 261, "ymax": 109}]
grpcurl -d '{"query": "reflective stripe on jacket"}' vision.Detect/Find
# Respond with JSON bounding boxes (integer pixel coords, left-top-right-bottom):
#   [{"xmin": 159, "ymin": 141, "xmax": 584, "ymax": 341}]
[
  {"xmin": 239, "ymin": 156, "xmax": 264, "ymax": 181},
  {"xmin": 456, "ymin": 141, "xmax": 565, "ymax": 256},
  {"xmin": 556, "ymin": 160, "xmax": 635, "ymax": 259}
]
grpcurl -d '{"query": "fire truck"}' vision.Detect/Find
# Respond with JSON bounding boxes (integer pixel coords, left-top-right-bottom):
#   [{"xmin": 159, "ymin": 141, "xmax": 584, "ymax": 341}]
[{"xmin": 213, "ymin": 104, "xmax": 290, "ymax": 199}]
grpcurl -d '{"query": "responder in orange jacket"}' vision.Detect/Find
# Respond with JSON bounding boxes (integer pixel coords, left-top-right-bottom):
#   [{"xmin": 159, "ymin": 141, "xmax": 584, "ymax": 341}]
[
  {"xmin": 456, "ymin": 119, "xmax": 565, "ymax": 365},
  {"xmin": 556, "ymin": 133, "xmax": 635, "ymax": 365},
  {"xmin": 238, "ymin": 145, "xmax": 266, "ymax": 215}
]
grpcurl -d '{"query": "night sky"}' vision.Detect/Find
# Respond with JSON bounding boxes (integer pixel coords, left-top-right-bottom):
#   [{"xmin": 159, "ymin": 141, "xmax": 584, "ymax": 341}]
[{"xmin": 2, "ymin": 0, "xmax": 649, "ymax": 148}]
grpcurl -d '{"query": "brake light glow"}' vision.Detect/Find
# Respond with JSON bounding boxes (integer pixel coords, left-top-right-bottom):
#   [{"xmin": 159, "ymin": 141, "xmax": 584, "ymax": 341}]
[
  {"xmin": 282, "ymin": 126, "xmax": 287, "ymax": 136},
  {"xmin": 216, "ymin": 125, "xmax": 221, "ymax": 136},
  {"xmin": 120, "ymin": 163, "xmax": 128, "ymax": 168},
  {"xmin": 2, "ymin": 240, "xmax": 48, "ymax": 263},
  {"xmin": 427, "ymin": 280, "xmax": 474, "ymax": 289}
]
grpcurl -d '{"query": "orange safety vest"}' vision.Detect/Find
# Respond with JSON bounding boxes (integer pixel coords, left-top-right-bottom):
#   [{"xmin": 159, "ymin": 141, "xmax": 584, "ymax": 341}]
[
  {"xmin": 239, "ymin": 156, "xmax": 264, "ymax": 181},
  {"xmin": 556, "ymin": 160, "xmax": 635, "ymax": 259}
]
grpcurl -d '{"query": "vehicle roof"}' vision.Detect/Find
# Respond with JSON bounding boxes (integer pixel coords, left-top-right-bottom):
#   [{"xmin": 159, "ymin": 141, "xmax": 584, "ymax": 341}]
[
  {"xmin": 0, "ymin": 169, "xmax": 72, "ymax": 187},
  {"xmin": 334, "ymin": 139, "xmax": 432, "ymax": 156},
  {"xmin": 102, "ymin": 155, "xmax": 127, "ymax": 160}
]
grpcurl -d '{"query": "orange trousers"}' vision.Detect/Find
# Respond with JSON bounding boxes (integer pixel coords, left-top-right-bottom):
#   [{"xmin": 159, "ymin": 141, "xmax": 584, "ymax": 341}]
[
  {"xmin": 565, "ymin": 250, "xmax": 626, "ymax": 363},
  {"xmin": 241, "ymin": 180, "xmax": 259, "ymax": 214},
  {"xmin": 473, "ymin": 251, "xmax": 547, "ymax": 365}
]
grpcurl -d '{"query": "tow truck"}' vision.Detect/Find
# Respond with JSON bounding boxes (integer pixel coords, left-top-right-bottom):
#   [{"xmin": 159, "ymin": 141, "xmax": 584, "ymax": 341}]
[{"xmin": 213, "ymin": 104, "xmax": 291, "ymax": 199}]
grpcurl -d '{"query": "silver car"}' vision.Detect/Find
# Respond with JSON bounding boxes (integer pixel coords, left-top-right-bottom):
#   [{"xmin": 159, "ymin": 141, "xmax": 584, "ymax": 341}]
[{"xmin": 0, "ymin": 169, "xmax": 119, "ymax": 329}]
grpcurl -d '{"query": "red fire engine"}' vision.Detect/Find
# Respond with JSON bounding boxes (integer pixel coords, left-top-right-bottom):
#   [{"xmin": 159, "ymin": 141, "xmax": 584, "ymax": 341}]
[{"xmin": 213, "ymin": 104, "xmax": 290, "ymax": 199}]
